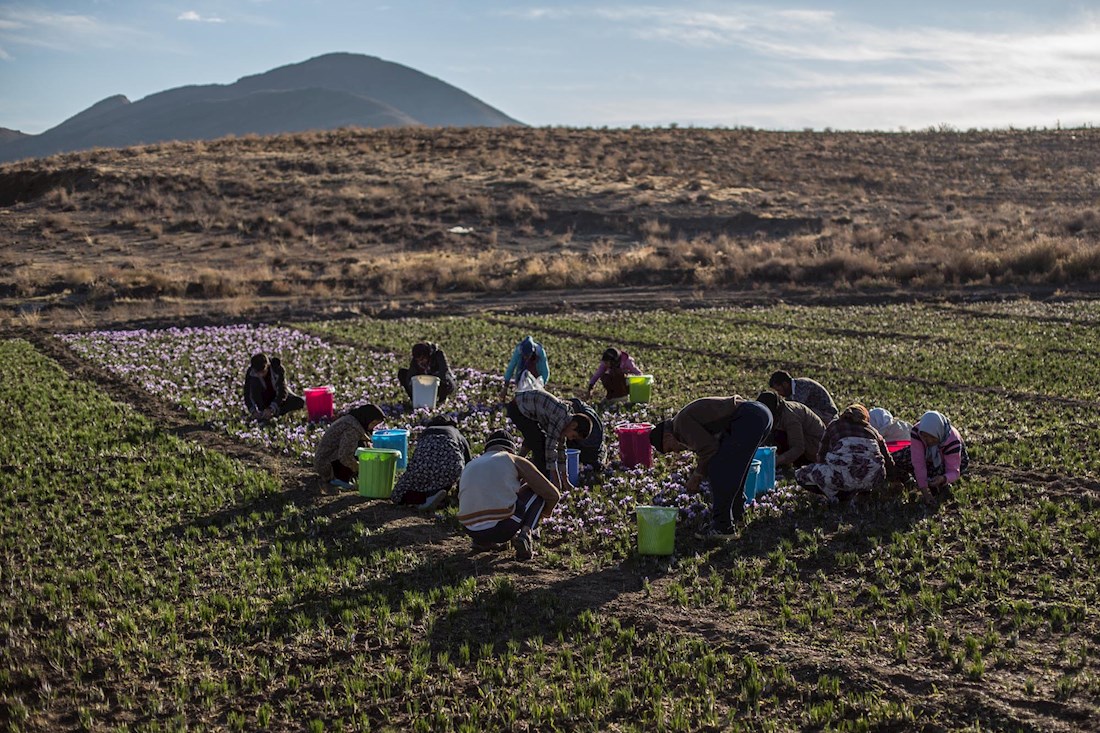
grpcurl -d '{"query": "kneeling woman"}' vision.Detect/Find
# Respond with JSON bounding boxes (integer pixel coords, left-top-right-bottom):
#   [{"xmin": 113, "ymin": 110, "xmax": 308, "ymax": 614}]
[
  {"xmin": 391, "ymin": 417, "xmax": 472, "ymax": 511},
  {"xmin": 906, "ymin": 410, "xmax": 969, "ymax": 504},
  {"xmin": 795, "ymin": 404, "xmax": 894, "ymax": 502},
  {"xmin": 314, "ymin": 404, "xmax": 385, "ymax": 489}
]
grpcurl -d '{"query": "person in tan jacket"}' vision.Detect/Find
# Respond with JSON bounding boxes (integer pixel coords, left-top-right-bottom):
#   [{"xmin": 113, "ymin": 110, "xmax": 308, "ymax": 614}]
[
  {"xmin": 313, "ymin": 404, "xmax": 385, "ymax": 489},
  {"xmin": 757, "ymin": 391, "xmax": 825, "ymax": 468},
  {"xmin": 649, "ymin": 396, "xmax": 773, "ymax": 535}
]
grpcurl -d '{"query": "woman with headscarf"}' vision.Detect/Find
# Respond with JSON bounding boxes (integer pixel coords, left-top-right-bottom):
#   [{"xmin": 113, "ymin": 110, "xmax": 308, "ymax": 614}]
[
  {"xmin": 794, "ymin": 404, "xmax": 894, "ymax": 503},
  {"xmin": 869, "ymin": 407, "xmax": 912, "ymax": 443},
  {"xmin": 907, "ymin": 410, "xmax": 969, "ymax": 504},
  {"xmin": 391, "ymin": 416, "xmax": 472, "ymax": 511},
  {"xmin": 313, "ymin": 404, "xmax": 386, "ymax": 489}
]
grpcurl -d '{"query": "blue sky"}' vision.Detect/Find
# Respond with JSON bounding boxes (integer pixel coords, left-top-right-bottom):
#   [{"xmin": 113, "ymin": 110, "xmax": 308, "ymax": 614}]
[{"xmin": 2, "ymin": 1, "xmax": 1099, "ymax": 133}]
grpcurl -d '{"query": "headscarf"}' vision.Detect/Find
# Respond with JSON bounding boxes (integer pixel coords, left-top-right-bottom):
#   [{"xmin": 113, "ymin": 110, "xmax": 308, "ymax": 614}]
[
  {"xmin": 916, "ymin": 410, "xmax": 952, "ymax": 471},
  {"xmin": 602, "ymin": 347, "xmax": 620, "ymax": 365},
  {"xmin": 840, "ymin": 404, "xmax": 870, "ymax": 425},
  {"xmin": 484, "ymin": 429, "xmax": 517, "ymax": 454},
  {"xmin": 411, "ymin": 342, "xmax": 434, "ymax": 360},
  {"xmin": 350, "ymin": 404, "xmax": 385, "ymax": 430},
  {"xmin": 519, "ymin": 336, "xmax": 537, "ymax": 360},
  {"xmin": 869, "ymin": 407, "xmax": 893, "ymax": 433}
]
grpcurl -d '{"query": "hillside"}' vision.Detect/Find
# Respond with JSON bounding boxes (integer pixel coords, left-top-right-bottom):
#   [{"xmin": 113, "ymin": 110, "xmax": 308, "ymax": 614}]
[
  {"xmin": 1, "ymin": 125, "xmax": 1099, "ymax": 323},
  {"xmin": 0, "ymin": 53, "xmax": 522, "ymax": 163}
]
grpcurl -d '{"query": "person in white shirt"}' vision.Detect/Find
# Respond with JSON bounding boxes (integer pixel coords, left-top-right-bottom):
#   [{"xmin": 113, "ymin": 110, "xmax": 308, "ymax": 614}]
[{"xmin": 457, "ymin": 430, "xmax": 560, "ymax": 560}]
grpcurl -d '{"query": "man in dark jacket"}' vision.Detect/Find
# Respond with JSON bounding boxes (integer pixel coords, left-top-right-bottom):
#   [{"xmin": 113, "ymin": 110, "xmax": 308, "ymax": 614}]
[
  {"xmin": 243, "ymin": 352, "xmax": 304, "ymax": 421},
  {"xmin": 650, "ymin": 396, "xmax": 772, "ymax": 536},
  {"xmin": 567, "ymin": 397, "xmax": 605, "ymax": 471},
  {"xmin": 398, "ymin": 342, "xmax": 456, "ymax": 405}
]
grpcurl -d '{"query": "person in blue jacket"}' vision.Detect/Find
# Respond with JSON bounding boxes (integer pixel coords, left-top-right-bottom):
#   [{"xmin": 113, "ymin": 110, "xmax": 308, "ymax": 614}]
[{"xmin": 501, "ymin": 336, "xmax": 549, "ymax": 397}]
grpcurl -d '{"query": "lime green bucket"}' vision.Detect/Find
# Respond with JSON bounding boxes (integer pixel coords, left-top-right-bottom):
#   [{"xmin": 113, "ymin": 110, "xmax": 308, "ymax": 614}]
[
  {"xmin": 356, "ymin": 448, "xmax": 401, "ymax": 498},
  {"xmin": 636, "ymin": 505, "xmax": 677, "ymax": 555},
  {"xmin": 628, "ymin": 375, "xmax": 654, "ymax": 403}
]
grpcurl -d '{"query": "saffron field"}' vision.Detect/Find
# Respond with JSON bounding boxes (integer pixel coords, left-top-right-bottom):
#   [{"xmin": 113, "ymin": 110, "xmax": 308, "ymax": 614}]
[{"xmin": 2, "ymin": 301, "xmax": 1098, "ymax": 731}]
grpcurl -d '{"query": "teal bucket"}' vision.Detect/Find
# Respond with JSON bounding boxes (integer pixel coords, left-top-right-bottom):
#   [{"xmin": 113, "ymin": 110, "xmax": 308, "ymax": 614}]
[{"xmin": 743, "ymin": 459, "xmax": 763, "ymax": 504}]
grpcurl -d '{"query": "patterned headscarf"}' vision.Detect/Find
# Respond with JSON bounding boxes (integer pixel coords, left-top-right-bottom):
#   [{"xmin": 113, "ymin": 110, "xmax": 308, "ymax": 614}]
[
  {"xmin": 916, "ymin": 410, "xmax": 952, "ymax": 471},
  {"xmin": 840, "ymin": 404, "xmax": 870, "ymax": 425}
]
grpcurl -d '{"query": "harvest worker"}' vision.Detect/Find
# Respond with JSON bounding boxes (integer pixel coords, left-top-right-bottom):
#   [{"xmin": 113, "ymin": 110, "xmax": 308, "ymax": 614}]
[
  {"xmin": 768, "ymin": 370, "xmax": 839, "ymax": 425},
  {"xmin": 313, "ymin": 404, "xmax": 385, "ymax": 490},
  {"xmin": 756, "ymin": 391, "xmax": 825, "ymax": 468},
  {"xmin": 243, "ymin": 352, "xmax": 305, "ymax": 421},
  {"xmin": 397, "ymin": 342, "xmax": 456, "ymax": 405},
  {"xmin": 649, "ymin": 396, "xmax": 773, "ymax": 536},
  {"xmin": 794, "ymin": 404, "xmax": 894, "ymax": 503},
  {"xmin": 457, "ymin": 430, "xmax": 560, "ymax": 560},
  {"xmin": 391, "ymin": 416, "xmax": 472, "ymax": 511},
  {"xmin": 869, "ymin": 407, "xmax": 912, "ymax": 443},
  {"xmin": 904, "ymin": 411, "xmax": 969, "ymax": 505},
  {"xmin": 501, "ymin": 336, "xmax": 549, "ymax": 396},
  {"xmin": 505, "ymin": 387, "xmax": 592, "ymax": 489},
  {"xmin": 567, "ymin": 397, "xmax": 606, "ymax": 471},
  {"xmin": 585, "ymin": 346, "xmax": 642, "ymax": 403}
]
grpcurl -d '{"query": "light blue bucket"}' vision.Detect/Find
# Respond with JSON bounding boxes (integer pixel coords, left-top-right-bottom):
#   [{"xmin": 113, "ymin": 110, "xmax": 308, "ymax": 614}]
[
  {"xmin": 565, "ymin": 448, "xmax": 580, "ymax": 485},
  {"xmin": 743, "ymin": 459, "xmax": 763, "ymax": 505},
  {"xmin": 754, "ymin": 446, "xmax": 776, "ymax": 494},
  {"xmin": 372, "ymin": 429, "xmax": 409, "ymax": 470}
]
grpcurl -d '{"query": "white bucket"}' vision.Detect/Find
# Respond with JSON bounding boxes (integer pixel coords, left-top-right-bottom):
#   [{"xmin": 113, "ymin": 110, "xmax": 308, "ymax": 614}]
[{"xmin": 411, "ymin": 374, "xmax": 440, "ymax": 409}]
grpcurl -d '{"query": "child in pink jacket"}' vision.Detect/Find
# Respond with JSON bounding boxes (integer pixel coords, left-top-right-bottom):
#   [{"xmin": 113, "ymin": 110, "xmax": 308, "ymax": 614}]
[{"xmin": 586, "ymin": 347, "xmax": 641, "ymax": 403}]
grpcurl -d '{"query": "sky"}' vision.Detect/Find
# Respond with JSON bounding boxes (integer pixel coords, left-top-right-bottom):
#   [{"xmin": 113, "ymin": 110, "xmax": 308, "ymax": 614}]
[{"xmin": 2, "ymin": 1, "xmax": 1100, "ymax": 134}]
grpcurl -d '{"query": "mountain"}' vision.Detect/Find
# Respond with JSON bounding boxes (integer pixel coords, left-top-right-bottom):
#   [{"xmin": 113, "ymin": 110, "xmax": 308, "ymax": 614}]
[
  {"xmin": 0, "ymin": 53, "xmax": 523, "ymax": 163},
  {"xmin": 0, "ymin": 128, "xmax": 28, "ymax": 144}
]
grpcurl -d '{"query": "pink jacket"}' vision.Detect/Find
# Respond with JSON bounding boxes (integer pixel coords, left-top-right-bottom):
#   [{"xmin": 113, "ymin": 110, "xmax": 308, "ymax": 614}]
[
  {"xmin": 587, "ymin": 352, "xmax": 641, "ymax": 390},
  {"xmin": 910, "ymin": 426, "xmax": 965, "ymax": 489}
]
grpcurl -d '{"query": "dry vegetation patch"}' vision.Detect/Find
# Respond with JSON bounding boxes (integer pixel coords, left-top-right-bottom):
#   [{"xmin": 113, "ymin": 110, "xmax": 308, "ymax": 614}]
[{"xmin": 2, "ymin": 126, "xmax": 1100, "ymax": 317}]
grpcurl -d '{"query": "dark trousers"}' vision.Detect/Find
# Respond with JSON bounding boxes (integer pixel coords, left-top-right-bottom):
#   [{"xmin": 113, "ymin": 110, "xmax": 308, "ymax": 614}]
[
  {"xmin": 398, "ymin": 368, "xmax": 456, "ymax": 404},
  {"xmin": 600, "ymin": 371, "xmax": 630, "ymax": 400},
  {"xmin": 506, "ymin": 399, "xmax": 550, "ymax": 477},
  {"xmin": 332, "ymin": 461, "xmax": 355, "ymax": 483},
  {"xmin": 707, "ymin": 401, "xmax": 773, "ymax": 530},
  {"xmin": 464, "ymin": 489, "xmax": 547, "ymax": 544}
]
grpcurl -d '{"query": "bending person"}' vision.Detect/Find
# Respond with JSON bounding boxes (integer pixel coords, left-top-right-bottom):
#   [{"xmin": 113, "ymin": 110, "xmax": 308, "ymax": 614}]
[
  {"xmin": 768, "ymin": 370, "xmax": 838, "ymax": 425},
  {"xmin": 586, "ymin": 347, "xmax": 642, "ymax": 404},
  {"xmin": 391, "ymin": 416, "xmax": 472, "ymax": 511},
  {"xmin": 506, "ymin": 387, "xmax": 592, "ymax": 489},
  {"xmin": 502, "ymin": 336, "xmax": 549, "ymax": 396},
  {"xmin": 650, "ymin": 396, "xmax": 773, "ymax": 536},
  {"xmin": 313, "ymin": 404, "xmax": 385, "ymax": 490},
  {"xmin": 457, "ymin": 430, "xmax": 560, "ymax": 560},
  {"xmin": 244, "ymin": 352, "xmax": 305, "ymax": 421},
  {"xmin": 398, "ymin": 342, "xmax": 457, "ymax": 405},
  {"xmin": 795, "ymin": 404, "xmax": 893, "ymax": 503},
  {"xmin": 756, "ymin": 390, "xmax": 825, "ymax": 469},
  {"xmin": 907, "ymin": 411, "xmax": 969, "ymax": 504}
]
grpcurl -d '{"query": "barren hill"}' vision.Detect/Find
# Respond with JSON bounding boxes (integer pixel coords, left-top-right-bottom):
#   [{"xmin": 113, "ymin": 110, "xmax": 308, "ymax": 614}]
[
  {"xmin": 1, "ymin": 126, "xmax": 1099, "ymax": 322},
  {"xmin": 0, "ymin": 53, "xmax": 522, "ymax": 163}
]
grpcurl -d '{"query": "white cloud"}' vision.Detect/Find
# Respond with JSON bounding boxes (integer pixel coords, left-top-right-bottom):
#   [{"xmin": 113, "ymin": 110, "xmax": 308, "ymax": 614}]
[
  {"xmin": 0, "ymin": 45, "xmax": 10, "ymax": 60},
  {"xmin": 513, "ymin": 3, "xmax": 1100, "ymax": 128},
  {"xmin": 0, "ymin": 7, "xmax": 151, "ymax": 51},
  {"xmin": 177, "ymin": 10, "xmax": 225, "ymax": 24}
]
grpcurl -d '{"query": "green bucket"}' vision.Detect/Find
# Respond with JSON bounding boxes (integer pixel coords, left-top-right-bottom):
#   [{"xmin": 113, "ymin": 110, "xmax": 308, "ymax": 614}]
[
  {"xmin": 628, "ymin": 374, "xmax": 654, "ymax": 404},
  {"xmin": 356, "ymin": 448, "xmax": 401, "ymax": 499},
  {"xmin": 636, "ymin": 505, "xmax": 677, "ymax": 556}
]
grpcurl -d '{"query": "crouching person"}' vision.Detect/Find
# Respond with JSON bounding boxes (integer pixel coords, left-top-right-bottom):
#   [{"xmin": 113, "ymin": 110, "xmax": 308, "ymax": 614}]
[
  {"xmin": 457, "ymin": 430, "xmax": 560, "ymax": 560},
  {"xmin": 795, "ymin": 404, "xmax": 893, "ymax": 504},
  {"xmin": 313, "ymin": 404, "xmax": 385, "ymax": 490},
  {"xmin": 391, "ymin": 417, "xmax": 472, "ymax": 511},
  {"xmin": 244, "ymin": 352, "xmax": 305, "ymax": 421}
]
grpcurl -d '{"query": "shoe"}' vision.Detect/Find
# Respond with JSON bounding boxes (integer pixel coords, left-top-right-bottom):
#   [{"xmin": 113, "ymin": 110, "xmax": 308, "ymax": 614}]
[
  {"xmin": 512, "ymin": 530, "xmax": 534, "ymax": 560},
  {"xmin": 471, "ymin": 542, "xmax": 507, "ymax": 554},
  {"xmin": 693, "ymin": 524, "xmax": 739, "ymax": 541},
  {"xmin": 329, "ymin": 478, "xmax": 355, "ymax": 490},
  {"xmin": 418, "ymin": 490, "xmax": 449, "ymax": 512}
]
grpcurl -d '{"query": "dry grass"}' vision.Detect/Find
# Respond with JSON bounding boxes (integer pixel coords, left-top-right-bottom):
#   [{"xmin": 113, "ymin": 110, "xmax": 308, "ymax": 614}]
[{"xmin": 2, "ymin": 126, "xmax": 1100, "ymax": 310}]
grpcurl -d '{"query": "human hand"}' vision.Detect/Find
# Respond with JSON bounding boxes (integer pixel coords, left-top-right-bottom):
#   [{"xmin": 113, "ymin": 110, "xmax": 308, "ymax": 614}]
[
  {"xmin": 920, "ymin": 488, "xmax": 935, "ymax": 505},
  {"xmin": 685, "ymin": 474, "xmax": 704, "ymax": 495},
  {"xmin": 929, "ymin": 475, "xmax": 947, "ymax": 489}
]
